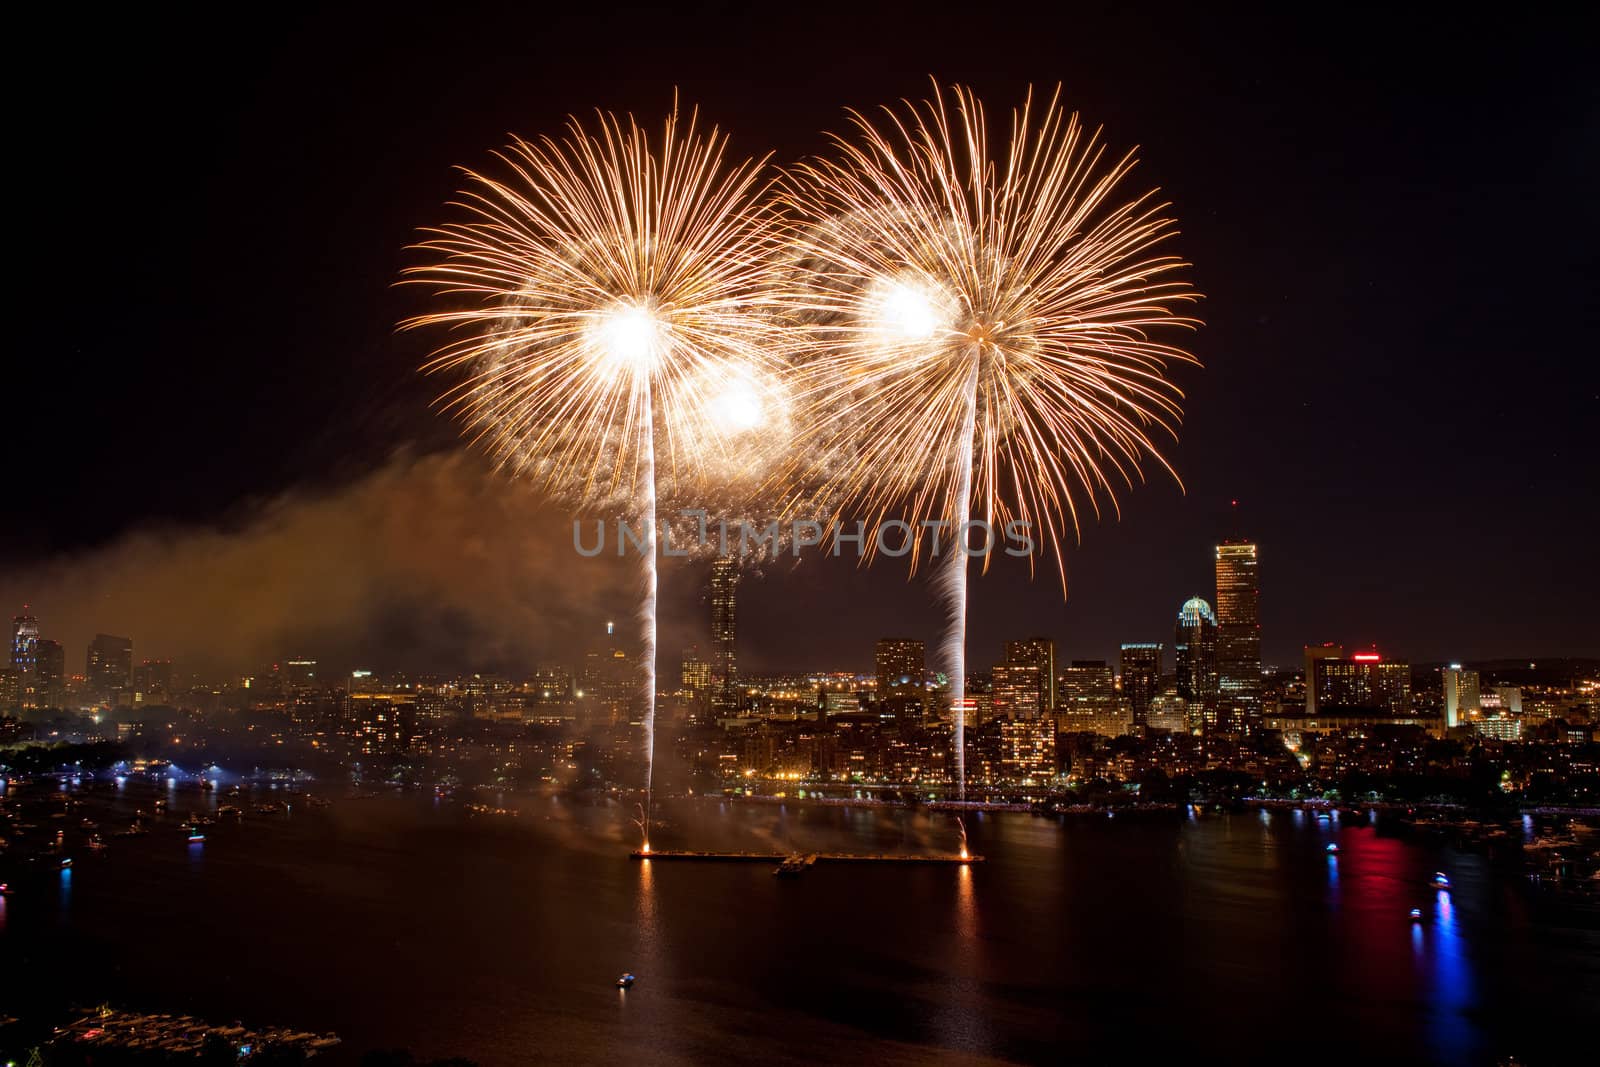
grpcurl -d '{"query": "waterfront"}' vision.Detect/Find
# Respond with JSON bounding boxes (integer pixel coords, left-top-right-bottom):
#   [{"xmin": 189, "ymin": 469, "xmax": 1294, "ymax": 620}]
[{"xmin": 3, "ymin": 782, "xmax": 1599, "ymax": 1064}]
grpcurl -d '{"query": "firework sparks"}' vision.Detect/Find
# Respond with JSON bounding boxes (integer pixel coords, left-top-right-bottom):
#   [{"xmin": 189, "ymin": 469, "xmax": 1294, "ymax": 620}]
[
  {"xmin": 402, "ymin": 102, "xmax": 788, "ymax": 827},
  {"xmin": 779, "ymin": 83, "xmax": 1201, "ymax": 795}
]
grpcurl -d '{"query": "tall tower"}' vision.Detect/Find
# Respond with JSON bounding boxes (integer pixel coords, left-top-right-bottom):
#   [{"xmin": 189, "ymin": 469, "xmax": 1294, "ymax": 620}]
[
  {"xmin": 10, "ymin": 610, "xmax": 39, "ymax": 675},
  {"xmin": 1119, "ymin": 643, "xmax": 1162, "ymax": 728},
  {"xmin": 1214, "ymin": 541, "xmax": 1261, "ymax": 730},
  {"xmin": 709, "ymin": 557, "xmax": 739, "ymax": 712},
  {"xmin": 1173, "ymin": 598, "xmax": 1219, "ymax": 705},
  {"xmin": 87, "ymin": 633, "xmax": 134, "ymax": 701},
  {"xmin": 1442, "ymin": 665, "xmax": 1480, "ymax": 728},
  {"xmin": 1003, "ymin": 637, "xmax": 1057, "ymax": 711}
]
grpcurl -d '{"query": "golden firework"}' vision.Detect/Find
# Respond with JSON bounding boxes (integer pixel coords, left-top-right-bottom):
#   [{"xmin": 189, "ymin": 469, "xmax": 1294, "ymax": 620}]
[
  {"xmin": 402, "ymin": 102, "xmax": 790, "ymax": 509},
  {"xmin": 778, "ymin": 82, "xmax": 1201, "ymax": 577}
]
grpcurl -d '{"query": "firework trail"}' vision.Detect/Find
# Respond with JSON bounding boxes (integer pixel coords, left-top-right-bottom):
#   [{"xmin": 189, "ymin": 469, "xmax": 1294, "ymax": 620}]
[
  {"xmin": 779, "ymin": 83, "xmax": 1200, "ymax": 797},
  {"xmin": 404, "ymin": 101, "xmax": 788, "ymax": 838}
]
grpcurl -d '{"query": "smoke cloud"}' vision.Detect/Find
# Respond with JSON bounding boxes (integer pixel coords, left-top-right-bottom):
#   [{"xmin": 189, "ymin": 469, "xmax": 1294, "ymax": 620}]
[{"xmin": 0, "ymin": 451, "xmax": 649, "ymax": 679}]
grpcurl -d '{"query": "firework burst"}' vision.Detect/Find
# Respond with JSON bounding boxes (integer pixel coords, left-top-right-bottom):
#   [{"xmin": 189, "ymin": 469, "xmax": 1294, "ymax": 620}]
[
  {"xmin": 402, "ymin": 102, "xmax": 789, "ymax": 831},
  {"xmin": 778, "ymin": 82, "xmax": 1201, "ymax": 794}
]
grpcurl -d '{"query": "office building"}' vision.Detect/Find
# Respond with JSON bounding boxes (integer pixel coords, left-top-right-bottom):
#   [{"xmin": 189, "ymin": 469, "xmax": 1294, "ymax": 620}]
[
  {"xmin": 710, "ymin": 557, "xmax": 739, "ymax": 712},
  {"xmin": 1442, "ymin": 665, "xmax": 1481, "ymax": 728},
  {"xmin": 1303, "ymin": 643, "xmax": 1345, "ymax": 714},
  {"xmin": 1215, "ymin": 541, "xmax": 1262, "ymax": 728},
  {"xmin": 1120, "ymin": 643, "xmax": 1162, "ymax": 728},
  {"xmin": 1173, "ymin": 597, "xmax": 1218, "ymax": 705},
  {"xmin": 86, "ymin": 633, "xmax": 134, "ymax": 700},
  {"xmin": 10, "ymin": 610, "xmax": 39, "ymax": 675},
  {"xmin": 1003, "ymin": 637, "xmax": 1057, "ymax": 711},
  {"xmin": 1312, "ymin": 652, "xmax": 1412, "ymax": 715}
]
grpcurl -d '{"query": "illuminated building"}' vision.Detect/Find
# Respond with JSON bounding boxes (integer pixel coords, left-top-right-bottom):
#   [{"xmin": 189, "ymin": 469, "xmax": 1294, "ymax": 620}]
[
  {"xmin": 1303, "ymin": 643, "xmax": 1344, "ymax": 714},
  {"xmin": 997, "ymin": 716, "xmax": 1056, "ymax": 781},
  {"xmin": 10, "ymin": 610, "xmax": 38, "ymax": 675},
  {"xmin": 347, "ymin": 691, "xmax": 420, "ymax": 755},
  {"xmin": 1442, "ymin": 665, "xmax": 1481, "ymax": 727},
  {"xmin": 875, "ymin": 638, "xmax": 925, "ymax": 725},
  {"xmin": 1173, "ymin": 598, "xmax": 1218, "ymax": 706},
  {"xmin": 133, "ymin": 659, "xmax": 174, "ymax": 700},
  {"xmin": 86, "ymin": 633, "xmax": 134, "ymax": 700},
  {"xmin": 1472, "ymin": 717, "xmax": 1523, "ymax": 741},
  {"xmin": 1491, "ymin": 686, "xmax": 1522, "ymax": 716},
  {"xmin": 1058, "ymin": 661, "xmax": 1115, "ymax": 710},
  {"xmin": 1004, "ymin": 637, "xmax": 1056, "ymax": 710},
  {"xmin": 33, "ymin": 639, "xmax": 65, "ymax": 708},
  {"xmin": 284, "ymin": 659, "xmax": 317, "ymax": 687},
  {"xmin": 1312, "ymin": 652, "xmax": 1412, "ymax": 715},
  {"xmin": 991, "ymin": 662, "xmax": 1044, "ymax": 720},
  {"xmin": 0, "ymin": 667, "xmax": 20, "ymax": 710},
  {"xmin": 1147, "ymin": 688, "xmax": 1189, "ymax": 733},
  {"xmin": 710, "ymin": 557, "xmax": 739, "ymax": 712},
  {"xmin": 680, "ymin": 647, "xmax": 711, "ymax": 691},
  {"xmin": 1215, "ymin": 541, "xmax": 1262, "ymax": 728},
  {"xmin": 1119, "ymin": 643, "xmax": 1162, "ymax": 728}
]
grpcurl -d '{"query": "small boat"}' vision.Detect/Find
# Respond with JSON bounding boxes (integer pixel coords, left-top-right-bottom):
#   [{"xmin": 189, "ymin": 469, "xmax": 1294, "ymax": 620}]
[
  {"xmin": 1325, "ymin": 843, "xmax": 1340, "ymax": 854},
  {"xmin": 60, "ymin": 857, "xmax": 73, "ymax": 869},
  {"xmin": 0, "ymin": 882, "xmax": 10, "ymax": 895},
  {"xmin": 616, "ymin": 973, "xmax": 636, "ymax": 989},
  {"xmin": 187, "ymin": 831, "xmax": 206, "ymax": 843},
  {"xmin": 1430, "ymin": 871, "xmax": 1451, "ymax": 890},
  {"xmin": 1410, "ymin": 908, "xmax": 1423, "ymax": 921}
]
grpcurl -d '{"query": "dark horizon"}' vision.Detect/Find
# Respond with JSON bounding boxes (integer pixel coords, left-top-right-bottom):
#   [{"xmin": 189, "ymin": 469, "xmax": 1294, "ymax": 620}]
[{"xmin": 5, "ymin": 4, "xmax": 1596, "ymax": 675}]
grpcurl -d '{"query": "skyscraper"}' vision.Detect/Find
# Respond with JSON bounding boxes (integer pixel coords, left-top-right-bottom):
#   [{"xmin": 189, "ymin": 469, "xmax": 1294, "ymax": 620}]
[
  {"xmin": 709, "ymin": 557, "xmax": 739, "ymax": 712},
  {"xmin": 86, "ymin": 633, "xmax": 134, "ymax": 700},
  {"xmin": 1173, "ymin": 598, "xmax": 1218, "ymax": 705},
  {"xmin": 1215, "ymin": 541, "xmax": 1262, "ymax": 729},
  {"xmin": 1119, "ymin": 643, "xmax": 1162, "ymax": 728},
  {"xmin": 1442, "ymin": 665, "xmax": 1481, "ymax": 728},
  {"xmin": 1003, "ymin": 637, "xmax": 1057, "ymax": 711},
  {"xmin": 33, "ymin": 638, "xmax": 65, "ymax": 708},
  {"xmin": 10, "ymin": 610, "xmax": 39, "ymax": 675},
  {"xmin": 991, "ymin": 662, "xmax": 1044, "ymax": 720}
]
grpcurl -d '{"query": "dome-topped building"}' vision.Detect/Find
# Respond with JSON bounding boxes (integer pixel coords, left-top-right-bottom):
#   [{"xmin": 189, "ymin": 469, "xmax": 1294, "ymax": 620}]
[{"xmin": 1174, "ymin": 596, "xmax": 1219, "ymax": 707}]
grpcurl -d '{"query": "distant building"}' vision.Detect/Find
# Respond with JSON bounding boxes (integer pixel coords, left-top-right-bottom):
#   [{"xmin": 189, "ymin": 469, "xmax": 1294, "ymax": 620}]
[
  {"xmin": 133, "ymin": 659, "xmax": 174, "ymax": 700},
  {"xmin": 1173, "ymin": 598, "xmax": 1219, "ymax": 706},
  {"xmin": 997, "ymin": 717, "xmax": 1056, "ymax": 780},
  {"xmin": 1147, "ymin": 687, "xmax": 1190, "ymax": 733},
  {"xmin": 710, "ymin": 557, "xmax": 739, "ymax": 712},
  {"xmin": 284, "ymin": 659, "xmax": 317, "ymax": 687},
  {"xmin": 1442, "ymin": 665, "xmax": 1481, "ymax": 728},
  {"xmin": 33, "ymin": 639, "xmax": 65, "ymax": 708},
  {"xmin": 1120, "ymin": 643, "xmax": 1162, "ymax": 728},
  {"xmin": 1003, "ymin": 637, "xmax": 1056, "ymax": 711},
  {"xmin": 1303, "ymin": 643, "xmax": 1345, "ymax": 715},
  {"xmin": 86, "ymin": 633, "xmax": 134, "ymax": 700},
  {"xmin": 680, "ymin": 647, "xmax": 711, "ymax": 691},
  {"xmin": 1215, "ymin": 541, "xmax": 1262, "ymax": 729},
  {"xmin": 1058, "ymin": 661, "xmax": 1115, "ymax": 711},
  {"xmin": 991, "ymin": 662, "xmax": 1044, "ymax": 720},
  {"xmin": 1312, "ymin": 652, "xmax": 1412, "ymax": 715},
  {"xmin": 10, "ymin": 610, "xmax": 39, "ymax": 675},
  {"xmin": 875, "ymin": 638, "xmax": 925, "ymax": 725}
]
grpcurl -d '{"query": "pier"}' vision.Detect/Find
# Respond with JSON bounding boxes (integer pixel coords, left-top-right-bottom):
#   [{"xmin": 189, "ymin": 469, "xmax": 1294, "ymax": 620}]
[{"xmin": 629, "ymin": 848, "xmax": 981, "ymax": 871}]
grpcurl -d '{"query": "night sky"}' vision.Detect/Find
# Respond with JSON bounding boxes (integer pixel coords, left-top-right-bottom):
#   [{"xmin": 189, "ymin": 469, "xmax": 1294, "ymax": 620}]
[{"xmin": 7, "ymin": 4, "xmax": 1597, "ymax": 675}]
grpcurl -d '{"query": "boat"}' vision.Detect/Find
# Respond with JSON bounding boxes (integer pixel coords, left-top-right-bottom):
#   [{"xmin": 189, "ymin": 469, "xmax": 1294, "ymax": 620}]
[
  {"xmin": 1325, "ymin": 843, "xmax": 1340, "ymax": 854},
  {"xmin": 0, "ymin": 882, "xmax": 10, "ymax": 895},
  {"xmin": 1410, "ymin": 908, "xmax": 1424, "ymax": 921},
  {"xmin": 187, "ymin": 832, "xmax": 206, "ymax": 843},
  {"xmin": 1430, "ymin": 871, "xmax": 1451, "ymax": 890},
  {"xmin": 60, "ymin": 857, "xmax": 73, "ymax": 869},
  {"xmin": 616, "ymin": 973, "xmax": 636, "ymax": 989}
]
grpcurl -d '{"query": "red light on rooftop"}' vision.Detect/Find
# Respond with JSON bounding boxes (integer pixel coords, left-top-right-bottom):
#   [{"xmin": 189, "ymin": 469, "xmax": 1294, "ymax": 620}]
[{"xmin": 1352, "ymin": 653, "xmax": 1381, "ymax": 662}]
